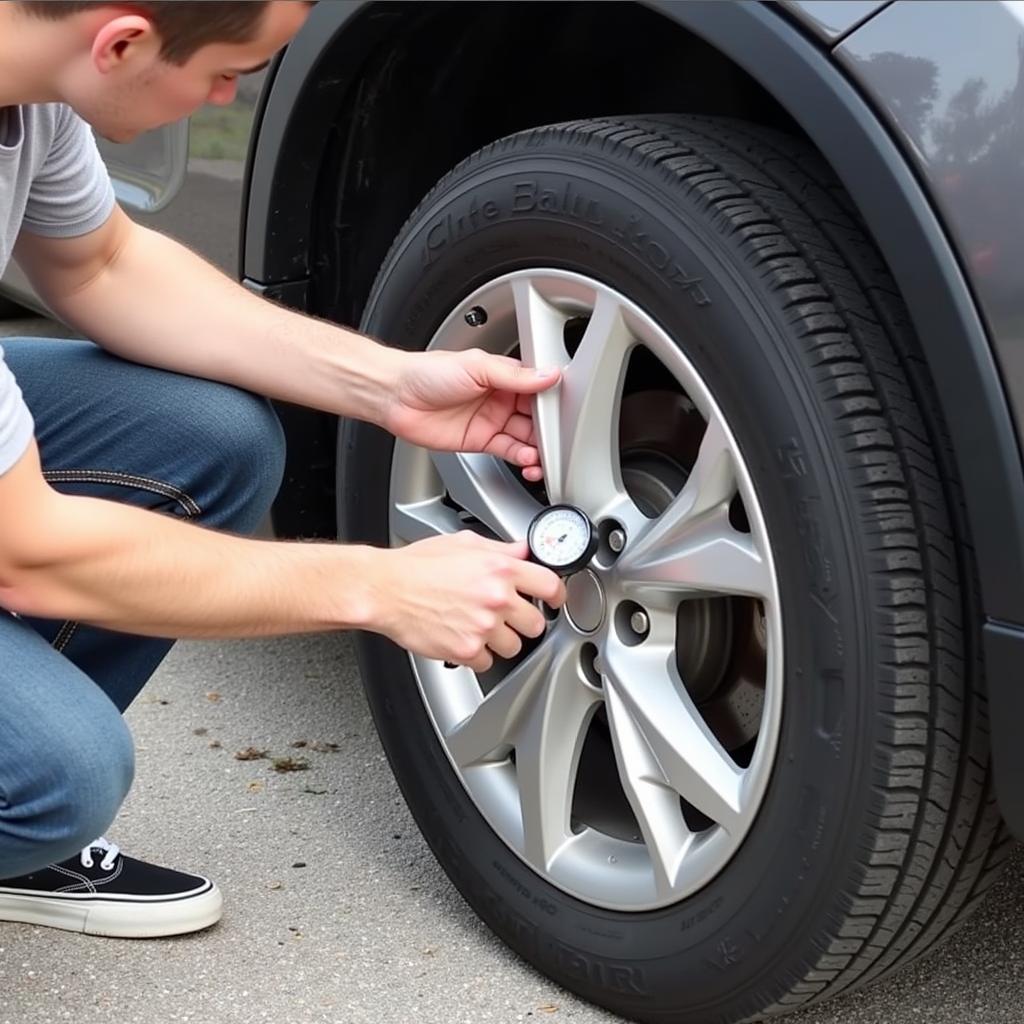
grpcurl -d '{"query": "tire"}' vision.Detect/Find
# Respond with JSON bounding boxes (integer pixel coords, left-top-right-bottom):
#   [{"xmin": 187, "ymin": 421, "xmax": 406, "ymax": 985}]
[{"xmin": 340, "ymin": 115, "xmax": 1010, "ymax": 1023}]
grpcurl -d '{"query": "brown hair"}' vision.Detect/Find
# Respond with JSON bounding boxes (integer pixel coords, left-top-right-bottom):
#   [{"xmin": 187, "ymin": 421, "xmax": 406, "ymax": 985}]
[{"xmin": 19, "ymin": 2, "xmax": 271, "ymax": 65}]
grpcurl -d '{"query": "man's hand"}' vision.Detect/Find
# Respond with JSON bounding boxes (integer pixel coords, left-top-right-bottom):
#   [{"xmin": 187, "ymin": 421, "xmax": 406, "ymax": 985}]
[
  {"xmin": 365, "ymin": 532, "xmax": 566, "ymax": 671},
  {"xmin": 383, "ymin": 349, "xmax": 562, "ymax": 482}
]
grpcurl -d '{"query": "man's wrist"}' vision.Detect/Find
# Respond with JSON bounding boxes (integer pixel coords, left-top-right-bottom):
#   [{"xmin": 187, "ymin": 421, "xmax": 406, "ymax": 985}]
[
  {"xmin": 319, "ymin": 542, "xmax": 390, "ymax": 633},
  {"xmin": 323, "ymin": 328, "xmax": 407, "ymax": 428}
]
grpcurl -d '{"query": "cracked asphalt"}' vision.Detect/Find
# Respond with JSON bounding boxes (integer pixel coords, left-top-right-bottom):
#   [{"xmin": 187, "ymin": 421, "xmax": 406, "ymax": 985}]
[{"xmin": 1, "ymin": 316, "xmax": 1023, "ymax": 1024}]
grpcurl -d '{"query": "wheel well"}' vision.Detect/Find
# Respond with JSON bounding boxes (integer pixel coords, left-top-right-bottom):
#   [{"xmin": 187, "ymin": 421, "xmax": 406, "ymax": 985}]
[
  {"xmin": 306, "ymin": 2, "xmax": 802, "ymax": 326},
  {"xmin": 267, "ymin": 1, "xmax": 810, "ymax": 539}
]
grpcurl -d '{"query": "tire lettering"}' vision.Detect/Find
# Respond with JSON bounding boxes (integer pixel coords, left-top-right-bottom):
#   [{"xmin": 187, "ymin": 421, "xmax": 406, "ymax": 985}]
[
  {"xmin": 533, "ymin": 896, "xmax": 557, "ymax": 916},
  {"xmin": 513, "ymin": 181, "xmax": 537, "ymax": 212},
  {"xmin": 491, "ymin": 858, "xmax": 531, "ymax": 900},
  {"xmin": 424, "ymin": 179, "xmax": 712, "ymax": 306},
  {"xmin": 423, "ymin": 198, "xmax": 506, "ymax": 265},
  {"xmin": 679, "ymin": 895, "xmax": 724, "ymax": 931},
  {"xmin": 612, "ymin": 212, "xmax": 710, "ymax": 305},
  {"xmin": 549, "ymin": 940, "xmax": 648, "ymax": 995},
  {"xmin": 512, "ymin": 179, "xmax": 603, "ymax": 224}
]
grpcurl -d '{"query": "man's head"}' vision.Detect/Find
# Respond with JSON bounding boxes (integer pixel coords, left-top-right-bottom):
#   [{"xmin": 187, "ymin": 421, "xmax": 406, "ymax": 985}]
[{"xmin": 8, "ymin": 1, "xmax": 311, "ymax": 142}]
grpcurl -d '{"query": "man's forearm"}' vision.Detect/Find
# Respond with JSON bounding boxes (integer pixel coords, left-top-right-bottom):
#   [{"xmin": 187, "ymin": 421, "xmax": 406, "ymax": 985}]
[
  {"xmin": 30, "ymin": 215, "xmax": 405, "ymax": 425},
  {"xmin": 0, "ymin": 488, "xmax": 377, "ymax": 638}
]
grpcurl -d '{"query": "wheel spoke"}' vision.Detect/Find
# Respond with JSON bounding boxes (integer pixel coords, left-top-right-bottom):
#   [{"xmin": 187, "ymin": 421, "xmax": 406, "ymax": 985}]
[
  {"xmin": 512, "ymin": 280, "xmax": 570, "ymax": 503},
  {"xmin": 446, "ymin": 638, "xmax": 558, "ymax": 766},
  {"xmin": 557, "ymin": 292, "xmax": 634, "ymax": 513},
  {"xmin": 605, "ymin": 681, "xmax": 693, "ymax": 897},
  {"xmin": 513, "ymin": 284, "xmax": 634, "ymax": 512},
  {"xmin": 680, "ymin": 413, "xmax": 736, "ymax": 517},
  {"xmin": 615, "ymin": 410, "xmax": 769, "ymax": 602},
  {"xmin": 391, "ymin": 495, "xmax": 463, "ymax": 544},
  {"xmin": 516, "ymin": 642, "xmax": 601, "ymax": 870},
  {"xmin": 603, "ymin": 639, "xmax": 744, "ymax": 833},
  {"xmin": 431, "ymin": 451, "xmax": 543, "ymax": 541},
  {"xmin": 619, "ymin": 508, "xmax": 771, "ymax": 605},
  {"xmin": 619, "ymin": 411, "xmax": 736, "ymax": 561}
]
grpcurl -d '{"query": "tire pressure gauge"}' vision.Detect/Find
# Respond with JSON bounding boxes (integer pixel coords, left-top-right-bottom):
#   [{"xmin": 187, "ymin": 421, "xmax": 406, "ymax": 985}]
[{"xmin": 527, "ymin": 504, "xmax": 598, "ymax": 576}]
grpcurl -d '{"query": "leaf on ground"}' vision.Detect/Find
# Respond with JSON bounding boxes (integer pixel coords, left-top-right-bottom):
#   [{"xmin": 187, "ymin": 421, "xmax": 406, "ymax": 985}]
[
  {"xmin": 538, "ymin": 1006, "xmax": 559, "ymax": 1014},
  {"xmin": 291, "ymin": 740, "xmax": 308, "ymax": 748},
  {"xmin": 205, "ymin": 692, "xmax": 222, "ymax": 702},
  {"xmin": 271, "ymin": 756, "xmax": 310, "ymax": 773},
  {"xmin": 303, "ymin": 787, "xmax": 328, "ymax": 795},
  {"xmin": 268, "ymin": 881, "xmax": 283, "ymax": 890},
  {"xmin": 192, "ymin": 728, "xmax": 208, "ymax": 736},
  {"xmin": 247, "ymin": 781, "xmax": 264, "ymax": 793},
  {"xmin": 234, "ymin": 747, "xmax": 270, "ymax": 761},
  {"xmin": 208, "ymin": 740, "xmax": 223, "ymax": 749},
  {"xmin": 309, "ymin": 741, "xmax": 340, "ymax": 753}
]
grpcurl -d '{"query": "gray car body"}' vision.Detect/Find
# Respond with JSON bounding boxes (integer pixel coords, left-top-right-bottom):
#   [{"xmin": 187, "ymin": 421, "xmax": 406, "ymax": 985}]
[{"xmin": 6, "ymin": 0, "xmax": 1024, "ymax": 829}]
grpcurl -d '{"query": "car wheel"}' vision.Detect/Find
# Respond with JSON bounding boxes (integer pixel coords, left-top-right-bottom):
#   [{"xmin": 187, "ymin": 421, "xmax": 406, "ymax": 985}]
[{"xmin": 340, "ymin": 116, "xmax": 1008, "ymax": 1023}]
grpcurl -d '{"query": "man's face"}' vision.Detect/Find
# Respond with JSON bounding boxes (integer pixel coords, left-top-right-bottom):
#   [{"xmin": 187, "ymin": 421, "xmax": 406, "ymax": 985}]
[{"xmin": 72, "ymin": 1, "xmax": 310, "ymax": 143}]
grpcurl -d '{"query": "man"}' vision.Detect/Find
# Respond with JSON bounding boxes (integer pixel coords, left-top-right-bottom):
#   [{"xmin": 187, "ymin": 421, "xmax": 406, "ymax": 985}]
[{"xmin": 0, "ymin": 1, "xmax": 565, "ymax": 939}]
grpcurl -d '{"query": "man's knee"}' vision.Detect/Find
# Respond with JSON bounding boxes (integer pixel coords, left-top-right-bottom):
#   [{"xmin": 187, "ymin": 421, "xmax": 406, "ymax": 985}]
[
  {"xmin": 186, "ymin": 383, "xmax": 286, "ymax": 534},
  {"xmin": 0, "ymin": 711, "xmax": 134, "ymax": 876}
]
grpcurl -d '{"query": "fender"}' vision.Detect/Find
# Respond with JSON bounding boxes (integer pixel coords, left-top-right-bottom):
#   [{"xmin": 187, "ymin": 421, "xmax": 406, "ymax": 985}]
[{"xmin": 241, "ymin": 0, "xmax": 1024, "ymax": 829}]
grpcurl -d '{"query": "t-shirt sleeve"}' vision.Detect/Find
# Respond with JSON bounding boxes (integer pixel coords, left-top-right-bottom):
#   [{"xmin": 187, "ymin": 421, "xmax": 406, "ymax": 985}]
[
  {"xmin": 21, "ymin": 105, "xmax": 115, "ymax": 238},
  {"xmin": 0, "ymin": 346, "xmax": 34, "ymax": 476}
]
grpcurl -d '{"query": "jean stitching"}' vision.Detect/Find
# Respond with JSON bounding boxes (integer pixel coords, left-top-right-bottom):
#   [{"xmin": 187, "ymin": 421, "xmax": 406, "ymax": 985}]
[
  {"xmin": 53, "ymin": 620, "xmax": 77, "ymax": 654},
  {"xmin": 42, "ymin": 469, "xmax": 202, "ymax": 652},
  {"xmin": 42, "ymin": 469, "xmax": 202, "ymax": 517}
]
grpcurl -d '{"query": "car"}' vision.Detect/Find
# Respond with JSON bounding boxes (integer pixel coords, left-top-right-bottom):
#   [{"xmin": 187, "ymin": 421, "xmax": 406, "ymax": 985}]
[{"xmin": 5, "ymin": 2, "xmax": 1024, "ymax": 1021}]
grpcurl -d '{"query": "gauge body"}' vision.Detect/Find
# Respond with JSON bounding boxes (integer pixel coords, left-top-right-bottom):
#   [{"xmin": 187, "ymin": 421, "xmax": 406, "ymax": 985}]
[{"xmin": 527, "ymin": 505, "xmax": 598, "ymax": 576}]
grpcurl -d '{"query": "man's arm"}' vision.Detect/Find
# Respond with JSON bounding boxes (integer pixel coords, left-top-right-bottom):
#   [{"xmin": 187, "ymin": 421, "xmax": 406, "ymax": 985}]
[
  {"xmin": 0, "ymin": 438, "xmax": 560, "ymax": 669},
  {"xmin": 13, "ymin": 206, "xmax": 405, "ymax": 427},
  {"xmin": 0, "ymin": 436, "xmax": 377, "ymax": 638}
]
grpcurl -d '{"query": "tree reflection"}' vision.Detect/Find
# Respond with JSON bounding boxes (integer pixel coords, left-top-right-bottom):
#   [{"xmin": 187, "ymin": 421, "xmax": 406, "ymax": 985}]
[{"xmin": 859, "ymin": 41, "xmax": 1024, "ymax": 311}]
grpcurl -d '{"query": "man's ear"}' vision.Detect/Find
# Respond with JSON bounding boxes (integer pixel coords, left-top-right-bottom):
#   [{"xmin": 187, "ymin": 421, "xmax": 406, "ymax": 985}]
[{"xmin": 90, "ymin": 14, "xmax": 159, "ymax": 74}]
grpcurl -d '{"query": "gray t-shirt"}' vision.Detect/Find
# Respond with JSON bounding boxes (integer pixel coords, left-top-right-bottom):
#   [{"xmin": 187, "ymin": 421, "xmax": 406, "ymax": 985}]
[{"xmin": 0, "ymin": 103, "xmax": 115, "ymax": 475}]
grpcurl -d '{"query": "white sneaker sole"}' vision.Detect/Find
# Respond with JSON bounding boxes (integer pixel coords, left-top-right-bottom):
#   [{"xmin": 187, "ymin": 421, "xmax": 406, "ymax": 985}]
[{"xmin": 0, "ymin": 882, "xmax": 223, "ymax": 938}]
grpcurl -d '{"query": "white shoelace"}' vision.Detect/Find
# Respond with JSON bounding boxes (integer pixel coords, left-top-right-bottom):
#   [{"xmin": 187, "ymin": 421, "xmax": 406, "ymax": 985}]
[{"xmin": 79, "ymin": 836, "xmax": 120, "ymax": 872}]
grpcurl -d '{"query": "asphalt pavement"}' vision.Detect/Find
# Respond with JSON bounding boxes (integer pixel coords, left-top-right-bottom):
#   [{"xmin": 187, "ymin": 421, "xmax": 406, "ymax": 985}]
[{"xmin": 2, "ymin": 316, "xmax": 1024, "ymax": 1024}]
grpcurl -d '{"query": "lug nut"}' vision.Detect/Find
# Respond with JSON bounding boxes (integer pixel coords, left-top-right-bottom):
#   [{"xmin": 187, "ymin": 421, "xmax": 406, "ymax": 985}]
[
  {"xmin": 464, "ymin": 306, "xmax": 488, "ymax": 327},
  {"xmin": 608, "ymin": 529, "xmax": 626, "ymax": 554},
  {"xmin": 630, "ymin": 610, "xmax": 649, "ymax": 636}
]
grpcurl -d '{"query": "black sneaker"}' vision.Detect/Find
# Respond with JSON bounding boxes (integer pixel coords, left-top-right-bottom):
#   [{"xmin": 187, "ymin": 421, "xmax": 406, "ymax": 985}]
[{"xmin": 0, "ymin": 837, "xmax": 222, "ymax": 938}]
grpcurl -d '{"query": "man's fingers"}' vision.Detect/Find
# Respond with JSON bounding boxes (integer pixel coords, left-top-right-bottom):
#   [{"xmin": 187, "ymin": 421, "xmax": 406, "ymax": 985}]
[
  {"xmin": 511, "ymin": 558, "xmax": 566, "ymax": 607},
  {"xmin": 502, "ymin": 412, "xmax": 535, "ymax": 443},
  {"xmin": 506, "ymin": 597, "xmax": 547, "ymax": 640},
  {"xmin": 487, "ymin": 435, "xmax": 538, "ymax": 467},
  {"xmin": 468, "ymin": 650, "xmax": 494, "ymax": 673},
  {"xmin": 478, "ymin": 355, "xmax": 562, "ymax": 395},
  {"xmin": 487, "ymin": 625, "xmax": 523, "ymax": 661}
]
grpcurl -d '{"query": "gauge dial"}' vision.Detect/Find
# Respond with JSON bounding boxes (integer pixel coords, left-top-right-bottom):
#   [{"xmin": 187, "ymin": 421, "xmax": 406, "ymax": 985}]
[{"xmin": 527, "ymin": 505, "xmax": 598, "ymax": 576}]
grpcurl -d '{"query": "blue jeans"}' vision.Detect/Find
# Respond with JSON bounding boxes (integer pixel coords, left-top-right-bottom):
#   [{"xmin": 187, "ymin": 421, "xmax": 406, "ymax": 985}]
[{"xmin": 0, "ymin": 339, "xmax": 285, "ymax": 878}]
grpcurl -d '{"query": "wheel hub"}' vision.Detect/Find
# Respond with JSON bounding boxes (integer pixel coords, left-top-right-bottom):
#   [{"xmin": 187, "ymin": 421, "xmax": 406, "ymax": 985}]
[{"xmin": 565, "ymin": 569, "xmax": 606, "ymax": 633}]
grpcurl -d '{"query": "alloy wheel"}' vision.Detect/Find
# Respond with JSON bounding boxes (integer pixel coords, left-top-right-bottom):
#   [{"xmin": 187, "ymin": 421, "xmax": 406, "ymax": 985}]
[{"xmin": 389, "ymin": 269, "xmax": 783, "ymax": 911}]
